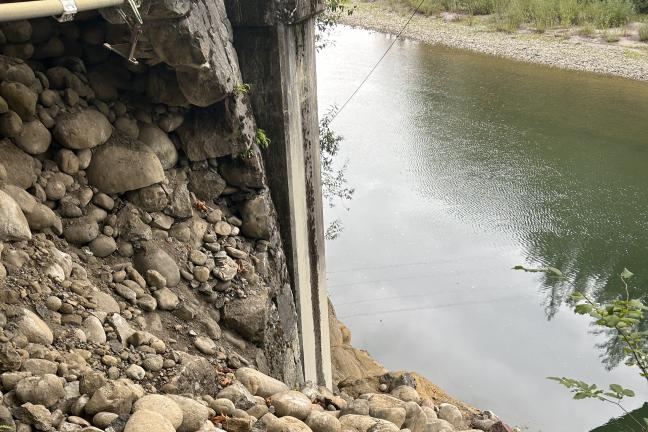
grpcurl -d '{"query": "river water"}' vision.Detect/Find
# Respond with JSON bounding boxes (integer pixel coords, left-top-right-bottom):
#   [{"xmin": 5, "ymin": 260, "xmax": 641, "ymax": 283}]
[{"xmin": 317, "ymin": 26, "xmax": 648, "ymax": 432}]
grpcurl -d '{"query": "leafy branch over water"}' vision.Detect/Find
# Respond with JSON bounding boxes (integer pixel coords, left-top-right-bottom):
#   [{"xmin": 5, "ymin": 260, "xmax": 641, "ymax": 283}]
[{"xmin": 515, "ymin": 266, "xmax": 648, "ymax": 430}]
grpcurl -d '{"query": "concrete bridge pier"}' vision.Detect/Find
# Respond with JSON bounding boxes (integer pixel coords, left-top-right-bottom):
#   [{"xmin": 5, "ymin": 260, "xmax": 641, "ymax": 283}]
[{"xmin": 225, "ymin": 0, "xmax": 332, "ymax": 388}]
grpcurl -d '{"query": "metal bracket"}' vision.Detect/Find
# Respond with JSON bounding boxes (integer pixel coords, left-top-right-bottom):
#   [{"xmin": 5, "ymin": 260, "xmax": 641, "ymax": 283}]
[
  {"xmin": 56, "ymin": 0, "xmax": 78, "ymax": 22},
  {"xmin": 103, "ymin": 0, "xmax": 144, "ymax": 64}
]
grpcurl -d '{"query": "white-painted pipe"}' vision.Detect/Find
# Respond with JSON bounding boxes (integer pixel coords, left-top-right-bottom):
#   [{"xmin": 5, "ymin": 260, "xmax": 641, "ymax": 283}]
[{"xmin": 0, "ymin": 0, "xmax": 124, "ymax": 22}]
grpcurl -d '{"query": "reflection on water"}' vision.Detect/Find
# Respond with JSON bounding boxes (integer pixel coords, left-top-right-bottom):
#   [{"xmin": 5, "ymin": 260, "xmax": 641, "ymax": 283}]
[{"xmin": 317, "ymin": 26, "xmax": 648, "ymax": 432}]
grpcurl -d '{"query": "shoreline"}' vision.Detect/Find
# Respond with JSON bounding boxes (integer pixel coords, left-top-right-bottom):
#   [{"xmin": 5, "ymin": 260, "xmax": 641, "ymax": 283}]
[{"xmin": 338, "ymin": 1, "xmax": 648, "ymax": 82}]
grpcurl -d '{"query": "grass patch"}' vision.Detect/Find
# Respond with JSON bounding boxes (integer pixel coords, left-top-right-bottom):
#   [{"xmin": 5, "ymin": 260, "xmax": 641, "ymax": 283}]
[
  {"xmin": 396, "ymin": 0, "xmax": 638, "ymax": 30},
  {"xmin": 603, "ymin": 29, "xmax": 622, "ymax": 40},
  {"xmin": 640, "ymin": 23, "xmax": 648, "ymax": 40}
]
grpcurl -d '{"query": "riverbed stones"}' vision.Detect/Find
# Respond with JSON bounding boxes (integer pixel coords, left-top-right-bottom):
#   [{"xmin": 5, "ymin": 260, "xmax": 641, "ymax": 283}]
[
  {"xmin": 153, "ymin": 287, "xmax": 179, "ymax": 310},
  {"xmin": 87, "ymin": 137, "xmax": 165, "ymax": 194},
  {"xmin": 63, "ymin": 217, "xmax": 99, "ymax": 245},
  {"xmin": 0, "ymin": 139, "xmax": 38, "ymax": 188},
  {"xmin": 193, "ymin": 336, "xmax": 217, "ymax": 355},
  {"xmin": 124, "ymin": 409, "xmax": 175, "ymax": 432},
  {"xmin": 54, "ymin": 110, "xmax": 112, "ymax": 149},
  {"xmin": 239, "ymin": 194, "xmax": 271, "ymax": 240},
  {"xmin": 84, "ymin": 379, "xmax": 144, "ymax": 416},
  {"xmin": 0, "ymin": 189, "xmax": 31, "ymax": 241},
  {"xmin": 222, "ymin": 288, "xmax": 269, "ymax": 342},
  {"xmin": 133, "ymin": 394, "xmax": 183, "ymax": 428},
  {"xmin": 137, "ymin": 123, "xmax": 178, "ymax": 169},
  {"xmin": 0, "ymin": 81, "xmax": 36, "ymax": 119},
  {"xmin": 338, "ymin": 415, "xmax": 399, "ymax": 432},
  {"xmin": 14, "ymin": 309, "xmax": 53, "ymax": 344},
  {"xmin": 437, "ymin": 404, "xmax": 461, "ymax": 428},
  {"xmin": 168, "ymin": 395, "xmax": 210, "ymax": 432},
  {"xmin": 0, "ymin": 110, "xmax": 21, "ymax": 137},
  {"xmin": 4, "ymin": 184, "xmax": 62, "ymax": 234},
  {"xmin": 270, "ymin": 390, "xmax": 312, "ymax": 420},
  {"xmin": 15, "ymin": 374, "xmax": 65, "ymax": 407},
  {"xmin": 89, "ymin": 235, "xmax": 117, "ymax": 257},
  {"xmin": 236, "ymin": 368, "xmax": 289, "ymax": 398},
  {"xmin": 425, "ymin": 419, "xmax": 454, "ymax": 432},
  {"xmin": 133, "ymin": 245, "xmax": 180, "ymax": 287},
  {"xmin": 306, "ymin": 411, "xmax": 341, "ymax": 432},
  {"xmin": 13, "ymin": 119, "xmax": 50, "ymax": 154},
  {"xmin": 82, "ymin": 316, "xmax": 106, "ymax": 344}
]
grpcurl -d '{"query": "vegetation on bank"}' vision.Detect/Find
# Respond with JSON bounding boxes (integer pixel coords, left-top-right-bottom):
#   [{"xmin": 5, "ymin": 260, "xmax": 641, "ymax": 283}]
[{"xmin": 394, "ymin": 0, "xmax": 648, "ymax": 32}]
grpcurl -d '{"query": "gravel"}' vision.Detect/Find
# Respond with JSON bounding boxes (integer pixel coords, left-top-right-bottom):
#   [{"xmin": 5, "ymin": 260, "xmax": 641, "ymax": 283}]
[{"xmin": 340, "ymin": 4, "xmax": 648, "ymax": 81}]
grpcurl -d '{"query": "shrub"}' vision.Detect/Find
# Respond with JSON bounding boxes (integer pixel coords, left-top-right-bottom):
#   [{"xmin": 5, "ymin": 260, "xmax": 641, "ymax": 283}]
[{"xmin": 640, "ymin": 24, "xmax": 648, "ymax": 41}]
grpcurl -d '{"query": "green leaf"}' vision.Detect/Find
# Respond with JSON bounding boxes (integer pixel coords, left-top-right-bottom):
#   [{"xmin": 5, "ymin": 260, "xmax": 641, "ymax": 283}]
[
  {"xmin": 609, "ymin": 384, "xmax": 623, "ymax": 393},
  {"xmin": 623, "ymin": 389, "xmax": 635, "ymax": 397},
  {"xmin": 621, "ymin": 268, "xmax": 634, "ymax": 279},
  {"xmin": 573, "ymin": 392, "xmax": 589, "ymax": 400},
  {"xmin": 570, "ymin": 292, "xmax": 585, "ymax": 301}
]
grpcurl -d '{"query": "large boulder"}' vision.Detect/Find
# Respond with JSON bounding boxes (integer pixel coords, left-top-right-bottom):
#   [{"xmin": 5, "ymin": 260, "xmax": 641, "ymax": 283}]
[
  {"xmin": 0, "ymin": 139, "xmax": 38, "ymax": 189},
  {"xmin": 222, "ymin": 288, "xmax": 270, "ymax": 342},
  {"xmin": 84, "ymin": 379, "xmax": 144, "ymax": 416},
  {"xmin": 270, "ymin": 391, "xmax": 312, "ymax": 420},
  {"xmin": 167, "ymin": 395, "xmax": 210, "ymax": 432},
  {"xmin": 137, "ymin": 123, "xmax": 178, "ymax": 169},
  {"xmin": 12, "ymin": 308, "xmax": 51, "ymax": 344},
  {"xmin": 133, "ymin": 244, "xmax": 180, "ymax": 287},
  {"xmin": 133, "ymin": 394, "xmax": 183, "ymax": 429},
  {"xmin": 0, "ymin": 80, "xmax": 36, "ymax": 120},
  {"xmin": 54, "ymin": 109, "xmax": 112, "ymax": 149},
  {"xmin": 339, "ymin": 415, "xmax": 399, "ymax": 432},
  {"xmin": 4, "ymin": 185, "xmax": 62, "ymax": 234},
  {"xmin": 0, "ymin": 189, "xmax": 31, "ymax": 241},
  {"xmin": 236, "ymin": 367, "xmax": 289, "ymax": 398},
  {"xmin": 240, "ymin": 193, "xmax": 271, "ymax": 240},
  {"xmin": 15, "ymin": 374, "xmax": 65, "ymax": 408},
  {"xmin": 13, "ymin": 120, "xmax": 51, "ymax": 154},
  {"xmin": 87, "ymin": 133, "xmax": 165, "ymax": 194},
  {"xmin": 124, "ymin": 409, "xmax": 175, "ymax": 432}
]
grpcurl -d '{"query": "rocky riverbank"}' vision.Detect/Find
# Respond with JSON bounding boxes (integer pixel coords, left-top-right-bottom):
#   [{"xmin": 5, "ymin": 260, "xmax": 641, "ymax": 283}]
[
  {"xmin": 339, "ymin": 1, "xmax": 648, "ymax": 81},
  {"xmin": 0, "ymin": 6, "xmax": 514, "ymax": 432}
]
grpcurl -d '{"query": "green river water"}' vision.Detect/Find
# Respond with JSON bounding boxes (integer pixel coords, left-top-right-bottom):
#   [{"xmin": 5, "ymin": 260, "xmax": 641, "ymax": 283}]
[{"xmin": 317, "ymin": 26, "xmax": 648, "ymax": 431}]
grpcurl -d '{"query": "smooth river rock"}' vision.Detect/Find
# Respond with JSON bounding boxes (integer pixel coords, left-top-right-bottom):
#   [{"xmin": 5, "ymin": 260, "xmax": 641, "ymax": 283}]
[
  {"xmin": 0, "ymin": 189, "xmax": 31, "ymax": 241},
  {"xmin": 236, "ymin": 367, "xmax": 289, "ymax": 398},
  {"xmin": 54, "ymin": 109, "xmax": 112, "ymax": 149},
  {"xmin": 87, "ymin": 137, "xmax": 165, "ymax": 194}
]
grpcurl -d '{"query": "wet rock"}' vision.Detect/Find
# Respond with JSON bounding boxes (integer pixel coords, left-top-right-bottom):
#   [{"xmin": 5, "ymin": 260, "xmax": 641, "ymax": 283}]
[
  {"xmin": 137, "ymin": 124, "xmax": 178, "ymax": 169},
  {"xmin": 133, "ymin": 244, "xmax": 180, "ymax": 287},
  {"xmin": 270, "ymin": 391, "xmax": 312, "ymax": 420},
  {"xmin": 235, "ymin": 368, "xmax": 288, "ymax": 398},
  {"xmin": 88, "ymin": 138, "xmax": 165, "ymax": 194},
  {"xmin": 0, "ymin": 189, "xmax": 32, "ymax": 241},
  {"xmin": 124, "ymin": 409, "xmax": 175, "ymax": 432},
  {"xmin": 0, "ymin": 81, "xmax": 37, "ymax": 120},
  {"xmin": 133, "ymin": 394, "xmax": 183, "ymax": 428},
  {"xmin": 14, "ymin": 120, "xmax": 50, "ymax": 155},
  {"xmin": 15, "ymin": 374, "xmax": 65, "ymax": 408}
]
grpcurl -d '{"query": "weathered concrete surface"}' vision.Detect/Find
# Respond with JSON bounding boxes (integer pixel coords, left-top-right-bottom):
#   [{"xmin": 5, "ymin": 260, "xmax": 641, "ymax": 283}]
[{"xmin": 233, "ymin": 8, "xmax": 332, "ymax": 387}]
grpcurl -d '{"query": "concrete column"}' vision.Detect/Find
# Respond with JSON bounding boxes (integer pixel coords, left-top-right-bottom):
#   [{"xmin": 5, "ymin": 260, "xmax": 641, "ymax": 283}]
[{"xmin": 226, "ymin": 1, "xmax": 332, "ymax": 388}]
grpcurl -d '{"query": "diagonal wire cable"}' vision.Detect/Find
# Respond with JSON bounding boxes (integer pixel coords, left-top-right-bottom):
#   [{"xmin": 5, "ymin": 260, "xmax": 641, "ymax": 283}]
[{"xmin": 328, "ymin": 0, "xmax": 426, "ymax": 123}]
